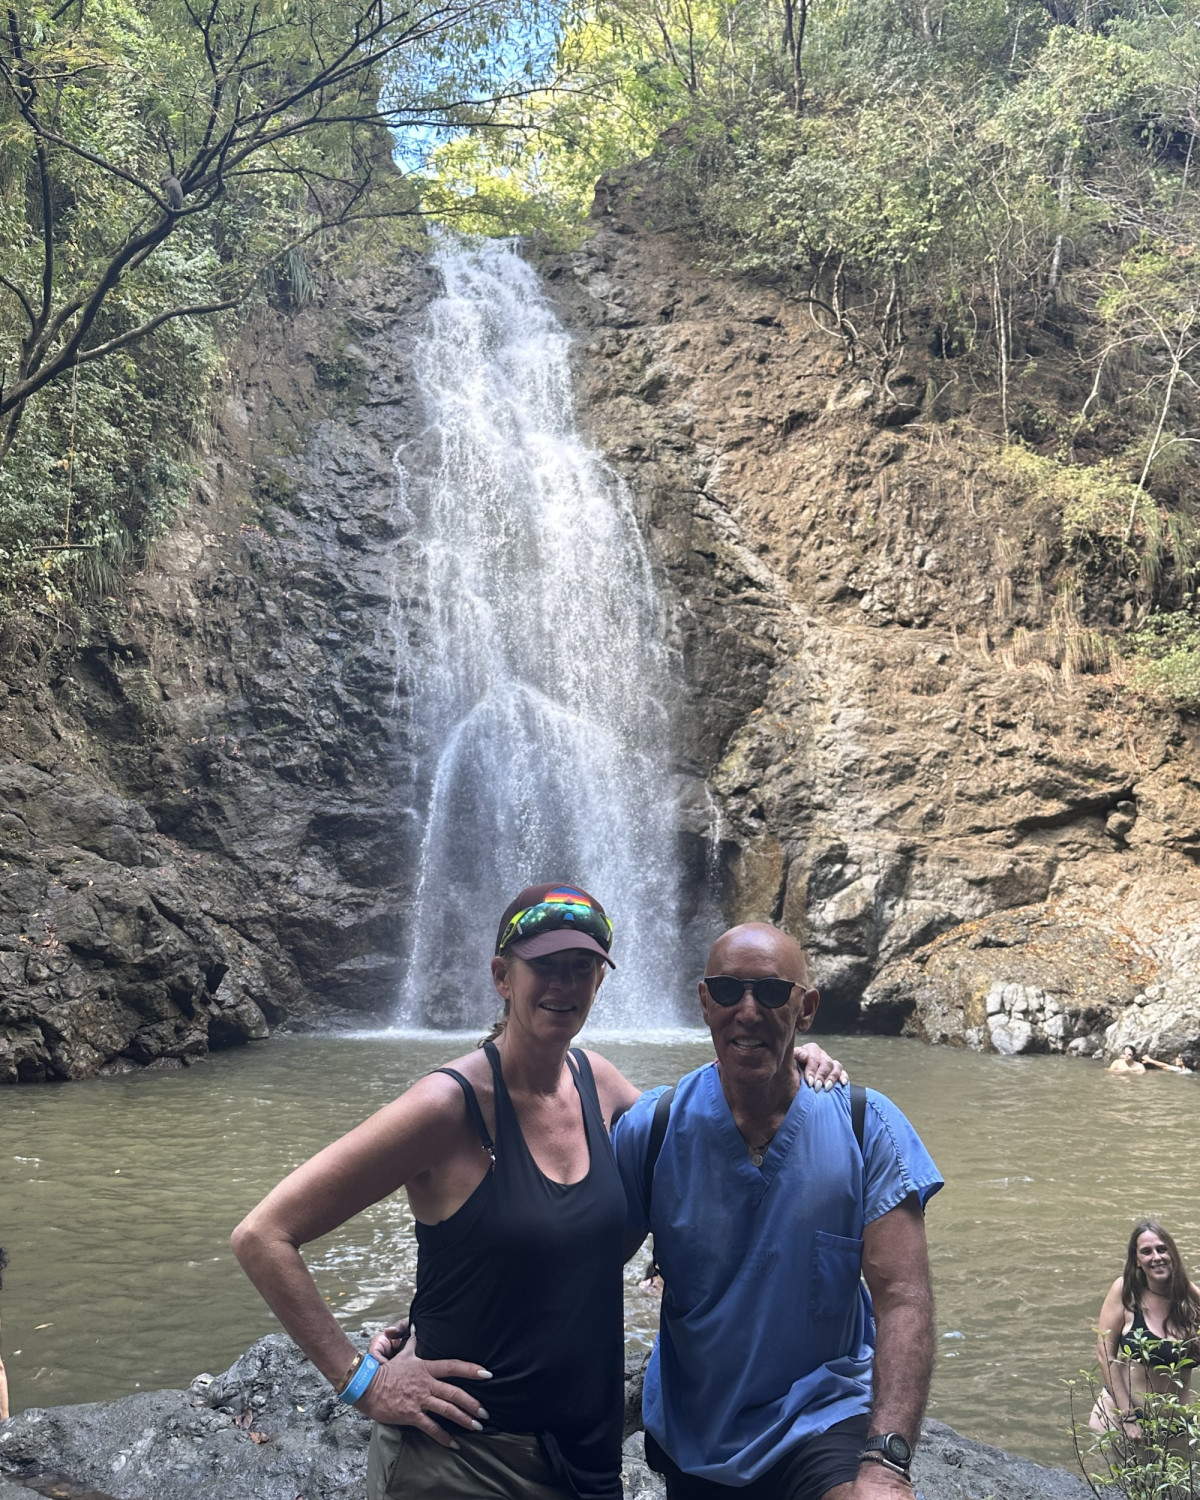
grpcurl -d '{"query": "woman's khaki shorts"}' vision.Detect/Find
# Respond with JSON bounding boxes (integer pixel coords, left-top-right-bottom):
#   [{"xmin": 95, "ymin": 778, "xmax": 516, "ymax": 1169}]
[{"xmin": 367, "ymin": 1422, "xmax": 574, "ymax": 1500}]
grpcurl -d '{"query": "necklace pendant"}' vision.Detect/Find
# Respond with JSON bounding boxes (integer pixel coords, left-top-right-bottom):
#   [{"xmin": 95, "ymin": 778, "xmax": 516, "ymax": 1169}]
[{"xmin": 750, "ymin": 1148, "xmax": 765, "ymax": 1167}]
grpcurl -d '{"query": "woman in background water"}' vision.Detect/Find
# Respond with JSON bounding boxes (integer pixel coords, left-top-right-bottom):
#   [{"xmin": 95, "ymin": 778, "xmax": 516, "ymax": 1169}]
[
  {"xmin": 1090, "ymin": 1219, "xmax": 1200, "ymax": 1442},
  {"xmin": 0, "ymin": 1246, "xmax": 10, "ymax": 1421},
  {"xmin": 233, "ymin": 884, "xmax": 842, "ymax": 1500}
]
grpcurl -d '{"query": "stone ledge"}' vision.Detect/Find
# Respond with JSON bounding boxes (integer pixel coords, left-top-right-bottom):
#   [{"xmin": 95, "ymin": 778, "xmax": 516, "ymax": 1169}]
[{"xmin": 0, "ymin": 1336, "xmax": 1096, "ymax": 1500}]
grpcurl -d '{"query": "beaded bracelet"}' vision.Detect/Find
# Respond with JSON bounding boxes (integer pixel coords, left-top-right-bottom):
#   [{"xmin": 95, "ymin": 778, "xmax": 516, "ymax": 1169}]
[{"xmin": 336, "ymin": 1352, "xmax": 380, "ymax": 1406}]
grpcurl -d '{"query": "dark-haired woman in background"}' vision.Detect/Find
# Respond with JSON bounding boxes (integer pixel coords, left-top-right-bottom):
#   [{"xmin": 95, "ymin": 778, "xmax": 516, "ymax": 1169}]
[
  {"xmin": 1090, "ymin": 1220, "xmax": 1200, "ymax": 1441},
  {"xmin": 0, "ymin": 1246, "xmax": 9, "ymax": 1421}
]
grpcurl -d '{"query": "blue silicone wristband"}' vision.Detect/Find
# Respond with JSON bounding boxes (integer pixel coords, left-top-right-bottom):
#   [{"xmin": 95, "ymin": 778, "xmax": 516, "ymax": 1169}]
[{"xmin": 337, "ymin": 1352, "xmax": 379, "ymax": 1405}]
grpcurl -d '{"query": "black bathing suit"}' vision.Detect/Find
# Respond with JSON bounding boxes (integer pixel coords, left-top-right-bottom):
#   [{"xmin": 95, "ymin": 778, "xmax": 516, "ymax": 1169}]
[
  {"xmin": 406, "ymin": 1041, "xmax": 627, "ymax": 1500},
  {"xmin": 1118, "ymin": 1304, "xmax": 1195, "ymax": 1371}
]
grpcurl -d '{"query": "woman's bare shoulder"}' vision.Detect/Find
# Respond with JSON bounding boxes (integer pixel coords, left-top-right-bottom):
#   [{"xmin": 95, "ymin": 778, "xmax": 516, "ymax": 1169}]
[{"xmin": 402, "ymin": 1048, "xmax": 493, "ymax": 1107}]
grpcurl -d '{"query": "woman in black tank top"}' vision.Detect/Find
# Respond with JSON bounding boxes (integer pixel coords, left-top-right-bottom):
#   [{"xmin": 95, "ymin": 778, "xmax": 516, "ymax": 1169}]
[
  {"xmin": 232, "ymin": 883, "xmax": 633, "ymax": 1500},
  {"xmin": 233, "ymin": 882, "xmax": 843, "ymax": 1500}
]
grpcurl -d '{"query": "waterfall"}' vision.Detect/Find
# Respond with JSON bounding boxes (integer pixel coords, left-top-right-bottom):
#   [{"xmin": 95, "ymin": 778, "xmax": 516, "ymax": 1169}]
[{"xmin": 394, "ymin": 236, "xmax": 686, "ymax": 1033}]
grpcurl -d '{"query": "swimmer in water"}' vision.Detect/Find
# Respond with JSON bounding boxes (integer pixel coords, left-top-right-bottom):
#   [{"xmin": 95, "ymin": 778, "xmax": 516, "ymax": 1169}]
[{"xmin": 1108, "ymin": 1046, "xmax": 1146, "ymax": 1074}]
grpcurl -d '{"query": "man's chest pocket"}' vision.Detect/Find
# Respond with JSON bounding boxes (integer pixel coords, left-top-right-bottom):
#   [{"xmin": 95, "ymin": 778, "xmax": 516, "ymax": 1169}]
[{"xmin": 809, "ymin": 1230, "xmax": 863, "ymax": 1320}]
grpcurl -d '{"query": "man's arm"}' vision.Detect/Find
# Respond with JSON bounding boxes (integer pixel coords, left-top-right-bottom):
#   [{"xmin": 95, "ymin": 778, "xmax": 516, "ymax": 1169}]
[{"xmin": 836, "ymin": 1195, "xmax": 934, "ymax": 1498}]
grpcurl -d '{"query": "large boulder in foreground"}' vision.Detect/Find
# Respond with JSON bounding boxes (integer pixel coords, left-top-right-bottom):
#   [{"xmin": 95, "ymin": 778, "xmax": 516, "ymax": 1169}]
[{"xmin": 0, "ymin": 1335, "xmax": 1095, "ymax": 1500}]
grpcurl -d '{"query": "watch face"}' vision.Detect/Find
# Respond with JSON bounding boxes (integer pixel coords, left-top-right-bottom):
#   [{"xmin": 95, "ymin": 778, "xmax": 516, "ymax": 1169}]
[{"xmin": 884, "ymin": 1434, "xmax": 912, "ymax": 1465}]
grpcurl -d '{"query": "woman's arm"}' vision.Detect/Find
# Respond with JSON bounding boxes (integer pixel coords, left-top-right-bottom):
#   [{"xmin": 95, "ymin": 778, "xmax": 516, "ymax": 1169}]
[
  {"xmin": 587, "ymin": 1043, "xmax": 849, "ymax": 1130},
  {"xmin": 1096, "ymin": 1279, "xmax": 1135, "ymax": 1418},
  {"xmin": 231, "ymin": 1075, "xmax": 490, "ymax": 1442}
]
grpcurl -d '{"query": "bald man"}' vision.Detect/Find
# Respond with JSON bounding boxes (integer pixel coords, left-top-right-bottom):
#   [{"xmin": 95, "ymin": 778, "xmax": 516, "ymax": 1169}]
[{"xmin": 612, "ymin": 924, "xmax": 942, "ymax": 1500}]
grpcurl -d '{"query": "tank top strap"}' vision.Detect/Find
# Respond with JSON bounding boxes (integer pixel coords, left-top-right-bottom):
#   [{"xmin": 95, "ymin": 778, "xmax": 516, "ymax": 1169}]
[
  {"xmin": 567, "ymin": 1047, "xmax": 607, "ymax": 1134},
  {"xmin": 434, "ymin": 1067, "xmax": 495, "ymax": 1162},
  {"xmin": 568, "ymin": 1046, "xmax": 597, "ymax": 1097},
  {"xmin": 481, "ymin": 1039, "xmax": 521, "ymax": 1137}
]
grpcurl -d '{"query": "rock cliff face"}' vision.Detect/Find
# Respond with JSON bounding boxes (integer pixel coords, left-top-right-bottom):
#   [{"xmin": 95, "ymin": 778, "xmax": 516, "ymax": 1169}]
[
  {"xmin": 0, "ymin": 259, "xmax": 437, "ymax": 1081},
  {"xmin": 537, "ymin": 171, "xmax": 1200, "ymax": 1056},
  {"xmin": 3, "ymin": 181, "xmax": 1199, "ymax": 1081}
]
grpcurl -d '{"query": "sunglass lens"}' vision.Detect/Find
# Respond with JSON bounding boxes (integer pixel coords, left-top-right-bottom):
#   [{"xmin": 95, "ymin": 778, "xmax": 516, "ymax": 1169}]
[
  {"xmin": 754, "ymin": 979, "xmax": 795, "ymax": 1008},
  {"xmin": 704, "ymin": 976, "xmax": 744, "ymax": 1006}
]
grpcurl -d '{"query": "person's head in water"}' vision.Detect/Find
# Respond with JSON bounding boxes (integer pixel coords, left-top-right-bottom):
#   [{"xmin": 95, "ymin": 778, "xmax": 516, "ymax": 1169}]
[
  {"xmin": 485, "ymin": 884, "xmax": 613, "ymax": 1045},
  {"xmin": 1121, "ymin": 1220, "xmax": 1200, "ymax": 1335},
  {"xmin": 1123, "ymin": 1046, "xmax": 1138, "ymax": 1063},
  {"xmin": 698, "ymin": 923, "xmax": 819, "ymax": 1088}
]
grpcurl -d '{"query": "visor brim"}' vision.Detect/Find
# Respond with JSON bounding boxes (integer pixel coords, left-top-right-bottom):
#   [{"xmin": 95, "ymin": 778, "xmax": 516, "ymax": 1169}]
[{"xmin": 505, "ymin": 929, "xmax": 616, "ymax": 969}]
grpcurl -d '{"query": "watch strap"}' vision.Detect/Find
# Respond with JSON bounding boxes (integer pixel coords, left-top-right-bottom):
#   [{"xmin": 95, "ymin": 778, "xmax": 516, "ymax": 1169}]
[{"xmin": 859, "ymin": 1452, "xmax": 913, "ymax": 1485}]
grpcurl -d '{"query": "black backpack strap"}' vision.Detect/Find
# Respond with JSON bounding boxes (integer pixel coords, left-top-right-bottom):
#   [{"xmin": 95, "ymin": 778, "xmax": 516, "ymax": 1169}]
[
  {"xmin": 850, "ymin": 1083, "xmax": 867, "ymax": 1156},
  {"xmin": 643, "ymin": 1085, "xmax": 676, "ymax": 1216}
]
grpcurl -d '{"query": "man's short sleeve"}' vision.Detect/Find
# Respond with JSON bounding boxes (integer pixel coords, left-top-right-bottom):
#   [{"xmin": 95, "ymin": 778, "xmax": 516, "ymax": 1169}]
[
  {"xmin": 860, "ymin": 1089, "xmax": 943, "ymax": 1225},
  {"xmin": 611, "ymin": 1085, "xmax": 671, "ymax": 1238}
]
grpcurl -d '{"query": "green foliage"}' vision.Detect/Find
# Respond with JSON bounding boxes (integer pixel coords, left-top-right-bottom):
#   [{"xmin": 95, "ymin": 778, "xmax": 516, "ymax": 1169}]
[
  {"xmin": 1125, "ymin": 608, "xmax": 1200, "ymax": 713},
  {"xmin": 418, "ymin": 2, "xmax": 726, "ymax": 240},
  {"xmin": 1072, "ymin": 1339, "xmax": 1200, "ymax": 1498},
  {"xmin": 0, "ymin": 0, "xmax": 555, "ymax": 606},
  {"xmin": 997, "ymin": 446, "xmax": 1152, "ymax": 546},
  {"xmin": 0, "ymin": 318, "xmax": 217, "ymax": 604}
]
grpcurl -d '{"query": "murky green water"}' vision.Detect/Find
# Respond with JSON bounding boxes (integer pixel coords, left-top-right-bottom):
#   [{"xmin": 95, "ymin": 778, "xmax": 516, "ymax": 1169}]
[{"xmin": 1, "ymin": 1032, "xmax": 1197, "ymax": 1468}]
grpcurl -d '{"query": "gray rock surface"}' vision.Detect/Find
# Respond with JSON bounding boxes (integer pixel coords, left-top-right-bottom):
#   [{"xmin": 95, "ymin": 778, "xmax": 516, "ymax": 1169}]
[
  {"xmin": 0, "ymin": 1337, "xmax": 1096, "ymax": 1500},
  {"xmin": 914, "ymin": 1420, "xmax": 1095, "ymax": 1500},
  {"xmin": 0, "ymin": 261, "xmax": 438, "ymax": 1080}
]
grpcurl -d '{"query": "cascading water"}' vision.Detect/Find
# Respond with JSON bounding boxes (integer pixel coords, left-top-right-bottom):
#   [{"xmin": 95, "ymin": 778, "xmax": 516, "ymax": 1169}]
[{"xmin": 395, "ymin": 236, "xmax": 686, "ymax": 1033}]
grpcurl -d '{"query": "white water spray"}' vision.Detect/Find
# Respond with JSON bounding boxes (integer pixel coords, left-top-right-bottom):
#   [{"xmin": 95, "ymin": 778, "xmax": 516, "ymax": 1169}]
[{"xmin": 395, "ymin": 237, "xmax": 684, "ymax": 1032}]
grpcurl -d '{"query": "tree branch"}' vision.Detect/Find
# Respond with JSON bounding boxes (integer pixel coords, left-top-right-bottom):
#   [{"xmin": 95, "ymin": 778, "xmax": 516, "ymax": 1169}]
[{"xmin": 70, "ymin": 295, "xmax": 240, "ymax": 368}]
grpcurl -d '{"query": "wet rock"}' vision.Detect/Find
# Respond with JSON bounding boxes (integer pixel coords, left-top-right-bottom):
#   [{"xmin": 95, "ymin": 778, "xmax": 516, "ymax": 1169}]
[
  {"xmin": 621, "ymin": 1420, "xmax": 1097, "ymax": 1500},
  {"xmin": 1104, "ymin": 991, "xmax": 1200, "ymax": 1065},
  {"xmin": 913, "ymin": 1420, "xmax": 1094, "ymax": 1500},
  {"xmin": 0, "ymin": 1336, "xmax": 369, "ymax": 1500},
  {"xmin": 0, "ymin": 260, "xmax": 434, "ymax": 1080},
  {"xmin": 0, "ymin": 1338, "xmax": 1096, "ymax": 1500}
]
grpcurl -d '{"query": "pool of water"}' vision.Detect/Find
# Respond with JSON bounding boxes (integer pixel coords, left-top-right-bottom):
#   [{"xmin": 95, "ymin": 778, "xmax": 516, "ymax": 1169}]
[{"xmin": 1, "ymin": 1031, "xmax": 1197, "ymax": 1468}]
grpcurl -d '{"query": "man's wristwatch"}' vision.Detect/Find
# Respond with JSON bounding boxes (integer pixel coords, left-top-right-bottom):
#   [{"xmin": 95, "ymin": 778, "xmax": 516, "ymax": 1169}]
[{"xmin": 858, "ymin": 1432, "xmax": 913, "ymax": 1478}]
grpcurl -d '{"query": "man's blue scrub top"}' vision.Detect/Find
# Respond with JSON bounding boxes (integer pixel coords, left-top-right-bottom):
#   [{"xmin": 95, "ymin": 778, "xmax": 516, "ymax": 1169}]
[{"xmin": 612, "ymin": 1066, "xmax": 943, "ymax": 1485}]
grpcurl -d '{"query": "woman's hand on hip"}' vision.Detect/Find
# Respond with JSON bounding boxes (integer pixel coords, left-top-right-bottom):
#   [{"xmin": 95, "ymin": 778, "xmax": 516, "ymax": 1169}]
[
  {"xmin": 356, "ymin": 1324, "xmax": 493, "ymax": 1445},
  {"xmin": 368, "ymin": 1319, "xmax": 411, "ymax": 1362}
]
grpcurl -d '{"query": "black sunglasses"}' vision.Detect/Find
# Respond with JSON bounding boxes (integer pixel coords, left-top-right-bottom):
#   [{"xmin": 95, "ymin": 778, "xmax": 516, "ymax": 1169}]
[{"xmin": 702, "ymin": 975, "xmax": 799, "ymax": 1009}]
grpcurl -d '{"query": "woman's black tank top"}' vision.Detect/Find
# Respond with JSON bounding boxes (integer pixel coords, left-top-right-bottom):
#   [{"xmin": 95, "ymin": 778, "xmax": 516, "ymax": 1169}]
[{"xmin": 407, "ymin": 1041, "xmax": 626, "ymax": 1500}]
